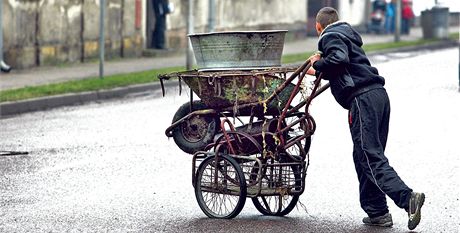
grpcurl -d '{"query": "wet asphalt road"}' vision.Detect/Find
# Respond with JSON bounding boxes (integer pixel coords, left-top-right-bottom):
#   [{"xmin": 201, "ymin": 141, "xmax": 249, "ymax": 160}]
[{"xmin": 1, "ymin": 48, "xmax": 459, "ymax": 232}]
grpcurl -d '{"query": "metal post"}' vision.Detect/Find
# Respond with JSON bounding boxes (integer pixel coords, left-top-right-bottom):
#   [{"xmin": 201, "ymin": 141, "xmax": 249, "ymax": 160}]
[
  {"xmin": 458, "ymin": 41, "xmax": 460, "ymax": 92},
  {"xmin": 186, "ymin": 0, "xmax": 194, "ymax": 70},
  {"xmin": 99, "ymin": 0, "xmax": 105, "ymax": 79},
  {"xmin": 0, "ymin": 0, "xmax": 11, "ymax": 73},
  {"xmin": 394, "ymin": 0, "xmax": 401, "ymax": 42},
  {"xmin": 207, "ymin": 0, "xmax": 216, "ymax": 32},
  {"xmin": 0, "ymin": 0, "xmax": 3, "ymax": 63}
]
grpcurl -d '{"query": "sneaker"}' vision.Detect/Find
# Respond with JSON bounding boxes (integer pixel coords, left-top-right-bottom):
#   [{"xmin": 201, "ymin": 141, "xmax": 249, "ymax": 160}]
[
  {"xmin": 407, "ymin": 192, "xmax": 425, "ymax": 230},
  {"xmin": 363, "ymin": 213, "xmax": 393, "ymax": 227}
]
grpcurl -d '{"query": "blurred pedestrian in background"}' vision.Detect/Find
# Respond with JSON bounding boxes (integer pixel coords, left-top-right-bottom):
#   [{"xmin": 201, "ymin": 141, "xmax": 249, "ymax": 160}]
[
  {"xmin": 401, "ymin": 0, "xmax": 415, "ymax": 34},
  {"xmin": 152, "ymin": 0, "xmax": 172, "ymax": 49},
  {"xmin": 369, "ymin": 0, "xmax": 387, "ymax": 34},
  {"xmin": 385, "ymin": 0, "xmax": 396, "ymax": 34}
]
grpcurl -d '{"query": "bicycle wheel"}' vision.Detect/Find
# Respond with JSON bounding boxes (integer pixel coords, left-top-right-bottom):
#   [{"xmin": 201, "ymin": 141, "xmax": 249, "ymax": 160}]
[
  {"xmin": 251, "ymin": 164, "xmax": 301, "ymax": 216},
  {"xmin": 194, "ymin": 155, "xmax": 247, "ymax": 219}
]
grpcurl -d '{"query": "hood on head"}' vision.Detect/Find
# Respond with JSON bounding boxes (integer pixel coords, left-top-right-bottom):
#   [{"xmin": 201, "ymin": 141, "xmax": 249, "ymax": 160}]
[{"xmin": 320, "ymin": 21, "xmax": 363, "ymax": 47}]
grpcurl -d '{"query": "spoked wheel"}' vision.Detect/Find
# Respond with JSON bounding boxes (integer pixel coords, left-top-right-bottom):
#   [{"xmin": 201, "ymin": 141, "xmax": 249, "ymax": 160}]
[
  {"xmin": 251, "ymin": 163, "xmax": 301, "ymax": 216},
  {"xmin": 283, "ymin": 112, "xmax": 314, "ymax": 161},
  {"xmin": 171, "ymin": 101, "xmax": 220, "ymax": 154},
  {"xmin": 194, "ymin": 155, "xmax": 247, "ymax": 219}
]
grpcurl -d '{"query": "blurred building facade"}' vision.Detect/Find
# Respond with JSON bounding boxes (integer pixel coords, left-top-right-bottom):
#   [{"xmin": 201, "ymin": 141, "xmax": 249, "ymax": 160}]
[
  {"xmin": 2, "ymin": 0, "xmax": 372, "ymax": 70},
  {"xmin": 2, "ymin": 0, "xmax": 143, "ymax": 69},
  {"xmin": 146, "ymin": 0, "xmax": 308, "ymax": 49}
]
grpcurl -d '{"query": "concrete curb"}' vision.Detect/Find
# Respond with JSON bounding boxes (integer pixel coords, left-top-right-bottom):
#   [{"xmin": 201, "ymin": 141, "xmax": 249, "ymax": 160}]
[
  {"xmin": 1, "ymin": 40, "xmax": 458, "ymax": 118},
  {"xmin": 0, "ymin": 81, "xmax": 180, "ymax": 118}
]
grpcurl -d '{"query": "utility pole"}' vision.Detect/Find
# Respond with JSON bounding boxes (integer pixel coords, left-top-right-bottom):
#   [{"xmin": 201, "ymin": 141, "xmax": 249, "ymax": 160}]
[
  {"xmin": 0, "ymin": 0, "xmax": 11, "ymax": 73},
  {"xmin": 207, "ymin": 0, "xmax": 216, "ymax": 32},
  {"xmin": 99, "ymin": 0, "xmax": 105, "ymax": 79},
  {"xmin": 186, "ymin": 0, "xmax": 194, "ymax": 70},
  {"xmin": 394, "ymin": 0, "xmax": 401, "ymax": 42}
]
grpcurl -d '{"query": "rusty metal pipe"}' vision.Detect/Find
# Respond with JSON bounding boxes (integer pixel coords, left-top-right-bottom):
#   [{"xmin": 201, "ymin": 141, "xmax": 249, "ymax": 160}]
[{"xmin": 165, "ymin": 109, "xmax": 217, "ymax": 137}]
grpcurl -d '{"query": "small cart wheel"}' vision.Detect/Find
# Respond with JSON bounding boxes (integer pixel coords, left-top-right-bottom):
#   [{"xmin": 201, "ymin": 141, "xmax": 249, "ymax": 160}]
[
  {"xmin": 251, "ymin": 164, "xmax": 301, "ymax": 216},
  {"xmin": 194, "ymin": 155, "xmax": 247, "ymax": 219},
  {"xmin": 172, "ymin": 101, "xmax": 220, "ymax": 154}
]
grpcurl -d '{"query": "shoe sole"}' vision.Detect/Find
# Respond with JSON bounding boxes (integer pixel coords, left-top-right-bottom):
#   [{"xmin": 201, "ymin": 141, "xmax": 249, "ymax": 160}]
[
  {"xmin": 364, "ymin": 222, "xmax": 393, "ymax": 227},
  {"xmin": 408, "ymin": 193, "xmax": 425, "ymax": 230}
]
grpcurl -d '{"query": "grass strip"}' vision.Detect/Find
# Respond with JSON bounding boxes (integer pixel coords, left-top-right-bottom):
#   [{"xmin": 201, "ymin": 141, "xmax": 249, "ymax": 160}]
[
  {"xmin": 0, "ymin": 66, "xmax": 183, "ymax": 102},
  {"xmin": 1, "ymin": 34, "xmax": 458, "ymax": 103},
  {"xmin": 282, "ymin": 35, "xmax": 458, "ymax": 64}
]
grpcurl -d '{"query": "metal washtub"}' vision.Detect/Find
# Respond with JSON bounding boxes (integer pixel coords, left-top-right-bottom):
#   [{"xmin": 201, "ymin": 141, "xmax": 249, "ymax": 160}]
[{"xmin": 188, "ymin": 30, "xmax": 287, "ymax": 70}]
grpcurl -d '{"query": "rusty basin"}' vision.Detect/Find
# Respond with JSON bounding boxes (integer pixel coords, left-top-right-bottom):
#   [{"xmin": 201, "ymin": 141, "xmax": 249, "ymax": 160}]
[{"xmin": 179, "ymin": 69, "xmax": 295, "ymax": 113}]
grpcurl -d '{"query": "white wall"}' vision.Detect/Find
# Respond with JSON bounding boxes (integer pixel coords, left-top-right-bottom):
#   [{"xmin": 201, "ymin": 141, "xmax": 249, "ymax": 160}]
[
  {"xmin": 338, "ymin": 0, "xmax": 367, "ymax": 26},
  {"xmin": 166, "ymin": 0, "xmax": 307, "ymax": 31}
]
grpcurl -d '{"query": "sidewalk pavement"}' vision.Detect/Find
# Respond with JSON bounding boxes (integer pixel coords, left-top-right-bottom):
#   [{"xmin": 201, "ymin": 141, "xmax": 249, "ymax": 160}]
[
  {"xmin": 2, "ymin": 26, "xmax": 454, "ymax": 91},
  {"xmin": 0, "ymin": 26, "xmax": 458, "ymax": 117}
]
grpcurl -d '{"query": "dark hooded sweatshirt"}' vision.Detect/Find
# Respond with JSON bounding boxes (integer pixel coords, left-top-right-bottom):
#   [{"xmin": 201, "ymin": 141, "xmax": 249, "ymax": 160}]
[{"xmin": 313, "ymin": 22, "xmax": 385, "ymax": 109}]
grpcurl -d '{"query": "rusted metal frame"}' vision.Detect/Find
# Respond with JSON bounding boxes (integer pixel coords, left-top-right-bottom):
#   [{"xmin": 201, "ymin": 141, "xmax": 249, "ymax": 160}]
[
  {"xmin": 160, "ymin": 70, "xmax": 282, "ymax": 97},
  {"xmin": 278, "ymin": 112, "xmax": 316, "ymax": 136},
  {"xmin": 303, "ymin": 74, "xmax": 324, "ymax": 113},
  {"xmin": 158, "ymin": 75, "xmax": 183, "ymax": 97},
  {"xmin": 159, "ymin": 77, "xmax": 166, "ymax": 97},
  {"xmin": 159, "ymin": 67, "xmax": 298, "ymax": 110},
  {"xmin": 285, "ymin": 96, "xmax": 310, "ymax": 115},
  {"xmin": 277, "ymin": 112, "xmax": 307, "ymax": 136},
  {"xmin": 174, "ymin": 68, "xmax": 296, "ymax": 79},
  {"xmin": 286, "ymin": 76, "xmax": 330, "ymax": 116},
  {"xmin": 283, "ymin": 134, "xmax": 312, "ymax": 151},
  {"xmin": 262, "ymin": 61, "xmax": 311, "ymax": 108},
  {"xmin": 210, "ymin": 143, "xmax": 230, "ymax": 191},
  {"xmin": 276, "ymin": 64, "xmax": 310, "ymax": 123},
  {"xmin": 220, "ymin": 119, "xmax": 239, "ymax": 154},
  {"xmin": 230, "ymin": 154, "xmax": 263, "ymax": 197},
  {"xmin": 265, "ymin": 161, "xmax": 303, "ymax": 167},
  {"xmin": 213, "ymin": 130, "xmax": 263, "ymax": 156},
  {"xmin": 192, "ymin": 151, "xmax": 213, "ymax": 187},
  {"xmin": 297, "ymin": 161, "xmax": 308, "ymax": 196},
  {"xmin": 312, "ymin": 81, "xmax": 330, "ymax": 99},
  {"xmin": 260, "ymin": 161, "xmax": 307, "ymax": 196},
  {"xmin": 202, "ymin": 115, "xmax": 250, "ymax": 151},
  {"xmin": 213, "ymin": 131, "xmax": 264, "ymax": 196},
  {"xmin": 164, "ymin": 109, "xmax": 217, "ymax": 137},
  {"xmin": 261, "ymin": 161, "xmax": 305, "ymax": 196},
  {"xmin": 289, "ymin": 76, "xmax": 327, "ymax": 114},
  {"xmin": 286, "ymin": 99, "xmax": 308, "ymax": 116},
  {"xmin": 275, "ymin": 62, "xmax": 311, "ymax": 146}
]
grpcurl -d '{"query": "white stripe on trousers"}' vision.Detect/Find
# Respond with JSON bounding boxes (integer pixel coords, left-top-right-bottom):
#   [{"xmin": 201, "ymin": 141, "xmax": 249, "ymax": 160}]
[{"xmin": 354, "ymin": 98, "xmax": 385, "ymax": 194}]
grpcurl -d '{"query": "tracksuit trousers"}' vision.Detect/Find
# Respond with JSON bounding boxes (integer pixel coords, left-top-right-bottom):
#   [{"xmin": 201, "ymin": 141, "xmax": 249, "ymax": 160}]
[{"xmin": 348, "ymin": 87, "xmax": 412, "ymax": 218}]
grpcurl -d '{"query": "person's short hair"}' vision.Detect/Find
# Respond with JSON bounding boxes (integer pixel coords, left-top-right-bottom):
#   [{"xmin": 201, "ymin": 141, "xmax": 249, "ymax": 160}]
[{"xmin": 316, "ymin": 7, "xmax": 339, "ymax": 28}]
